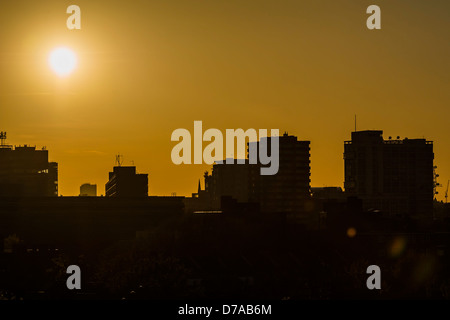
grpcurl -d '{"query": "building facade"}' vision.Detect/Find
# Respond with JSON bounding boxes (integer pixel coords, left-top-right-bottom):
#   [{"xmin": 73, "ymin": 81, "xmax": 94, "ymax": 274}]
[
  {"xmin": 80, "ymin": 183, "xmax": 97, "ymax": 197},
  {"xmin": 0, "ymin": 143, "xmax": 58, "ymax": 197},
  {"xmin": 252, "ymin": 134, "xmax": 311, "ymax": 213},
  {"xmin": 105, "ymin": 166, "xmax": 148, "ymax": 197},
  {"xmin": 193, "ymin": 133, "xmax": 311, "ymax": 214},
  {"xmin": 344, "ymin": 130, "xmax": 434, "ymax": 217}
]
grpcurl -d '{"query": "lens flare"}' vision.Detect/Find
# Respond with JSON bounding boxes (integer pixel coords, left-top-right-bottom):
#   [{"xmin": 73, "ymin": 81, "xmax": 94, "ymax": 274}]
[
  {"xmin": 347, "ymin": 227, "xmax": 357, "ymax": 238},
  {"xmin": 389, "ymin": 236, "xmax": 407, "ymax": 258}
]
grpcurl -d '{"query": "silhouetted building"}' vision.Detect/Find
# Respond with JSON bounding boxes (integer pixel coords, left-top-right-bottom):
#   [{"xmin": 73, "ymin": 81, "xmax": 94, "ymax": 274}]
[
  {"xmin": 311, "ymin": 187, "xmax": 345, "ymax": 201},
  {"xmin": 344, "ymin": 130, "xmax": 434, "ymax": 217},
  {"xmin": 208, "ymin": 159, "xmax": 260, "ymax": 208},
  {"xmin": 185, "ymin": 173, "xmax": 215, "ymax": 213},
  {"xmin": 191, "ymin": 133, "xmax": 311, "ymax": 214},
  {"xmin": 80, "ymin": 183, "xmax": 97, "ymax": 197},
  {"xmin": 251, "ymin": 133, "xmax": 311, "ymax": 213},
  {"xmin": 105, "ymin": 166, "xmax": 148, "ymax": 197},
  {"xmin": 47, "ymin": 162, "xmax": 58, "ymax": 196},
  {"xmin": 0, "ymin": 134, "xmax": 58, "ymax": 197},
  {"xmin": 0, "ymin": 195, "xmax": 184, "ymax": 254}
]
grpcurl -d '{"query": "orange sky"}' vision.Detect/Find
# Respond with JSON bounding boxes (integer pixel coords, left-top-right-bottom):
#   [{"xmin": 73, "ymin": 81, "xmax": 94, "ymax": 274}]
[{"xmin": 1, "ymin": 0, "xmax": 449, "ymax": 198}]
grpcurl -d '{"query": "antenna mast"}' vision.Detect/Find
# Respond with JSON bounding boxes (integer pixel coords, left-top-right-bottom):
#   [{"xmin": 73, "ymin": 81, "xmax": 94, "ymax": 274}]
[
  {"xmin": 0, "ymin": 131, "xmax": 6, "ymax": 147},
  {"xmin": 0, "ymin": 131, "xmax": 11, "ymax": 149},
  {"xmin": 115, "ymin": 154, "xmax": 123, "ymax": 167}
]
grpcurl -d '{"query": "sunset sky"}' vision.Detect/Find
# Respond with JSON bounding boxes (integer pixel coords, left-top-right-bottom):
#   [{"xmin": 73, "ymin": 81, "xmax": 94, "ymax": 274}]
[{"xmin": 1, "ymin": 0, "xmax": 449, "ymax": 198}]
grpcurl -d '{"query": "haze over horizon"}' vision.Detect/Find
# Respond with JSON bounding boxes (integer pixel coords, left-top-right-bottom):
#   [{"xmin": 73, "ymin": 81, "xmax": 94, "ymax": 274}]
[{"xmin": 1, "ymin": 0, "xmax": 449, "ymax": 198}]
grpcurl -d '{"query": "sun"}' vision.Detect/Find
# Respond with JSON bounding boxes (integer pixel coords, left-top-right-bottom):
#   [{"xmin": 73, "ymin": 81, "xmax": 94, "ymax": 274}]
[{"xmin": 48, "ymin": 47, "xmax": 78, "ymax": 77}]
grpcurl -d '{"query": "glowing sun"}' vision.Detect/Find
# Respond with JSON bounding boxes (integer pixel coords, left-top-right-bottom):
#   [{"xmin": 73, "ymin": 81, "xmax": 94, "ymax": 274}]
[{"xmin": 48, "ymin": 47, "xmax": 77, "ymax": 77}]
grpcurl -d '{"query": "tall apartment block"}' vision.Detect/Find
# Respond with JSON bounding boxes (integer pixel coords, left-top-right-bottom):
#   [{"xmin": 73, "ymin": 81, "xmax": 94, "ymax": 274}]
[
  {"xmin": 344, "ymin": 130, "xmax": 434, "ymax": 217},
  {"xmin": 0, "ymin": 132, "xmax": 58, "ymax": 197}
]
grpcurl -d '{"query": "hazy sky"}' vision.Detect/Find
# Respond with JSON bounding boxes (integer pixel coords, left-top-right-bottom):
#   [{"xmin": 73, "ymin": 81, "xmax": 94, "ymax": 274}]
[{"xmin": 1, "ymin": 0, "xmax": 449, "ymax": 198}]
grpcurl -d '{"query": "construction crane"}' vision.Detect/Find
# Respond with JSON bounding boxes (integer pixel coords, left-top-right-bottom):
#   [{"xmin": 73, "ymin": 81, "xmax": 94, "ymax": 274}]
[{"xmin": 445, "ymin": 180, "xmax": 449, "ymax": 203}]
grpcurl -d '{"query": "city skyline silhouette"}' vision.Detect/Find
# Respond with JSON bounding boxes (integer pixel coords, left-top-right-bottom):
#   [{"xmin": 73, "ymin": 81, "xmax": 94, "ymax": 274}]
[
  {"xmin": 1, "ymin": 1, "xmax": 449, "ymax": 198},
  {"xmin": 0, "ymin": 127, "xmax": 447, "ymax": 202},
  {"xmin": 1, "ymin": 0, "xmax": 450, "ymax": 304},
  {"xmin": 0, "ymin": 126, "xmax": 449, "ymax": 300}
]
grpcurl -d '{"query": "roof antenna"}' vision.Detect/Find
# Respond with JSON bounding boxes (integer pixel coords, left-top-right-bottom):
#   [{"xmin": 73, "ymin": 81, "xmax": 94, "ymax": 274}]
[
  {"xmin": 0, "ymin": 131, "xmax": 12, "ymax": 149},
  {"xmin": 354, "ymin": 114, "xmax": 357, "ymax": 132},
  {"xmin": 0, "ymin": 131, "xmax": 6, "ymax": 147},
  {"xmin": 115, "ymin": 154, "xmax": 123, "ymax": 167}
]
